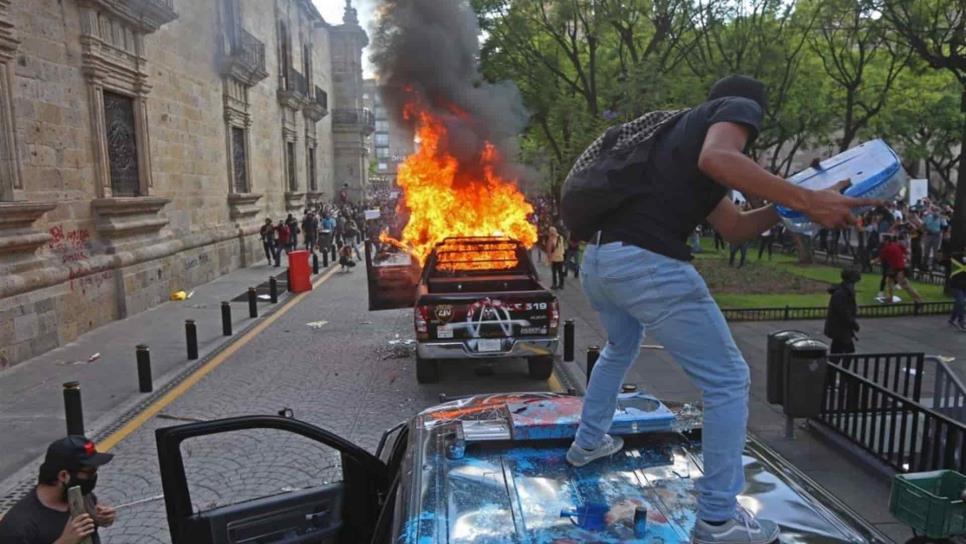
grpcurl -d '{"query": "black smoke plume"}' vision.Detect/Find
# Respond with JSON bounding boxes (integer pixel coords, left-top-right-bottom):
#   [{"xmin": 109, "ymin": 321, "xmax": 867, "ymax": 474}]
[{"xmin": 370, "ymin": 0, "xmax": 529, "ymax": 182}]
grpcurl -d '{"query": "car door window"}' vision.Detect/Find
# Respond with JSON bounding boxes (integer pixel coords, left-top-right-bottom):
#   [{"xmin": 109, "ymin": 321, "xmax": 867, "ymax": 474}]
[{"xmin": 180, "ymin": 428, "xmax": 343, "ymax": 512}]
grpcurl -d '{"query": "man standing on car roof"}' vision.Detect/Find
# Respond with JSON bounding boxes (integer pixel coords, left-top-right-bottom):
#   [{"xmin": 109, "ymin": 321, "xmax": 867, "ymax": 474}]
[{"xmin": 566, "ymin": 75, "xmax": 877, "ymax": 544}]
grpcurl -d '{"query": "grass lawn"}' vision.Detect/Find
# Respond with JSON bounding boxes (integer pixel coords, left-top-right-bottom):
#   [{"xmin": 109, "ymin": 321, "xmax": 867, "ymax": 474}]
[{"xmin": 692, "ymin": 237, "xmax": 948, "ymax": 309}]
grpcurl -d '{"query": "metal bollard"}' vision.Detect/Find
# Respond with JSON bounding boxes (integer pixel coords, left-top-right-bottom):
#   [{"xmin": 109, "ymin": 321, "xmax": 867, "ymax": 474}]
[
  {"xmin": 221, "ymin": 301, "xmax": 232, "ymax": 336},
  {"xmin": 563, "ymin": 319, "xmax": 575, "ymax": 362},
  {"xmin": 269, "ymin": 277, "xmax": 278, "ymax": 303},
  {"xmin": 322, "ymin": 248, "xmax": 329, "ymax": 267},
  {"xmin": 63, "ymin": 382, "xmax": 84, "ymax": 435},
  {"xmin": 136, "ymin": 345, "xmax": 153, "ymax": 393},
  {"xmin": 312, "ymin": 252, "xmax": 319, "ymax": 274},
  {"xmin": 248, "ymin": 287, "xmax": 258, "ymax": 317},
  {"xmin": 586, "ymin": 345, "xmax": 600, "ymax": 385},
  {"xmin": 185, "ymin": 319, "xmax": 198, "ymax": 360}
]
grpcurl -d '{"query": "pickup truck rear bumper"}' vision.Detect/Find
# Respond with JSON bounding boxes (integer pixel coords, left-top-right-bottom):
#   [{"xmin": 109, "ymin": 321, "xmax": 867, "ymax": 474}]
[{"xmin": 417, "ymin": 336, "xmax": 559, "ymax": 360}]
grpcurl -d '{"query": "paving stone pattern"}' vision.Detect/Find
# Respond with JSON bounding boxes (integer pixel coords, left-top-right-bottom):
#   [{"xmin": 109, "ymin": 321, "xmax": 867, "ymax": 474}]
[{"xmin": 91, "ymin": 267, "xmax": 552, "ymax": 543}]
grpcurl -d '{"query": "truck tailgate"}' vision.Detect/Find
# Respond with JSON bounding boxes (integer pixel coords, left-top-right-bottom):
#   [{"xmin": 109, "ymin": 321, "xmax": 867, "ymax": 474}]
[{"xmin": 417, "ymin": 291, "xmax": 558, "ymax": 341}]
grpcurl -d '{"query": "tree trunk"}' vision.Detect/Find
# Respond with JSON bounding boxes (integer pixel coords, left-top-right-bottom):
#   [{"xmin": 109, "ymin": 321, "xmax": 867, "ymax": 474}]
[
  {"xmin": 841, "ymin": 87, "xmax": 857, "ymax": 152},
  {"xmin": 951, "ymin": 84, "xmax": 966, "ymax": 253},
  {"xmin": 794, "ymin": 233, "xmax": 813, "ymax": 264}
]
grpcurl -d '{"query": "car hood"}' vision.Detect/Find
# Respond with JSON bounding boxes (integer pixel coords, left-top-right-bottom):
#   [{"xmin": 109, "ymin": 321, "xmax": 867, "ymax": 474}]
[{"xmin": 395, "ymin": 392, "xmax": 875, "ymax": 544}]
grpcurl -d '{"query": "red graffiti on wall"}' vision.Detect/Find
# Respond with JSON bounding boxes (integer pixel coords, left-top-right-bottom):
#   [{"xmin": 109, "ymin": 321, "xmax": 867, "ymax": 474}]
[{"xmin": 48, "ymin": 225, "xmax": 91, "ymax": 264}]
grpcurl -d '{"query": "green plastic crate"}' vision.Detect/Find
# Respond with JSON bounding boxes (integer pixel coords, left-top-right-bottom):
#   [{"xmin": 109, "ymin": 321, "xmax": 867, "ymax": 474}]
[{"xmin": 890, "ymin": 470, "xmax": 966, "ymax": 539}]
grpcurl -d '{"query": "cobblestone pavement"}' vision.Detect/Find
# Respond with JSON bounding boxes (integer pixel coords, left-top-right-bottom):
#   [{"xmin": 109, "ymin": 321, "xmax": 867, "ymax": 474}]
[
  {"xmin": 13, "ymin": 257, "xmax": 960, "ymax": 542},
  {"xmin": 88, "ymin": 267, "xmax": 553, "ymax": 543},
  {"xmin": 0, "ymin": 259, "xmax": 300, "ymax": 485}
]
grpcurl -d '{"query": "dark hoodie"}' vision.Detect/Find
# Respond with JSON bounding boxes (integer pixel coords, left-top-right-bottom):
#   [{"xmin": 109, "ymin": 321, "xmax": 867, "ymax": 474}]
[
  {"xmin": 599, "ymin": 75, "xmax": 767, "ymax": 261},
  {"xmin": 824, "ymin": 280, "xmax": 859, "ymax": 342}
]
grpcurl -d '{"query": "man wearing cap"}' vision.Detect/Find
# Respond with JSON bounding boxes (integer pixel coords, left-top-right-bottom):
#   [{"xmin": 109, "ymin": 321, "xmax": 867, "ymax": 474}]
[
  {"xmin": 0, "ymin": 436, "xmax": 116, "ymax": 543},
  {"xmin": 565, "ymin": 75, "xmax": 877, "ymax": 544}
]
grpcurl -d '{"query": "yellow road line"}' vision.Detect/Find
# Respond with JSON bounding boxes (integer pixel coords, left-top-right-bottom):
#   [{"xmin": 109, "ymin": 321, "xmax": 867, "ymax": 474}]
[
  {"xmin": 99, "ymin": 266, "xmax": 340, "ymax": 451},
  {"xmin": 548, "ymin": 373, "xmax": 564, "ymax": 393}
]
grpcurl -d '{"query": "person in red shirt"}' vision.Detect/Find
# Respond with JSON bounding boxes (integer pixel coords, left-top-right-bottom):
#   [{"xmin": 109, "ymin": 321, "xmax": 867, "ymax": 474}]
[
  {"xmin": 273, "ymin": 220, "xmax": 290, "ymax": 267},
  {"xmin": 878, "ymin": 234, "xmax": 922, "ymax": 303}
]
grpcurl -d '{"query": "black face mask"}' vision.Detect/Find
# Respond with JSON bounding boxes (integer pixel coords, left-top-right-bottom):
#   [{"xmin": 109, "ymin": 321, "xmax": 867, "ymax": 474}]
[{"xmin": 65, "ymin": 472, "xmax": 98, "ymax": 496}]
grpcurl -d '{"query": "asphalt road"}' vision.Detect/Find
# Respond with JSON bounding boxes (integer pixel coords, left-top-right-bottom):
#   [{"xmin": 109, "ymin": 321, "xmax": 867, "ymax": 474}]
[{"xmin": 90, "ymin": 265, "xmax": 556, "ymax": 543}]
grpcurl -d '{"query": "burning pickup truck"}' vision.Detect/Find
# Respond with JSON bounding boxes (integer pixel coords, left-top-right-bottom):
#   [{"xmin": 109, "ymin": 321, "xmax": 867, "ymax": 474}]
[{"xmin": 365, "ymin": 236, "xmax": 559, "ymax": 383}]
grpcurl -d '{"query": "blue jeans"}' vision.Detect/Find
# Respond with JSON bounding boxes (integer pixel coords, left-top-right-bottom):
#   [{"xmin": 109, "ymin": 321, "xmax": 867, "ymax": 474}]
[
  {"xmin": 574, "ymin": 242, "xmax": 750, "ymax": 522},
  {"xmin": 951, "ymin": 288, "xmax": 965, "ymax": 324}
]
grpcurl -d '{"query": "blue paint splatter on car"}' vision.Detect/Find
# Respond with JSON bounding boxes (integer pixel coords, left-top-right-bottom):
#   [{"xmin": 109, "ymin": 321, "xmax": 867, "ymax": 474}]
[{"xmin": 397, "ymin": 392, "xmax": 870, "ymax": 543}]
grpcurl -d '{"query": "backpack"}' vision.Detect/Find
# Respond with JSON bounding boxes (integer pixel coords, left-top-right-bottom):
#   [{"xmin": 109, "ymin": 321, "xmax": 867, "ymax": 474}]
[{"xmin": 561, "ymin": 109, "xmax": 689, "ymax": 241}]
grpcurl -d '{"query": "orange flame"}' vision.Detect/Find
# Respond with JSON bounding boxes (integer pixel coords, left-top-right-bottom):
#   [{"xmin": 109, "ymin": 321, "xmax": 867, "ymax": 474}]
[
  {"xmin": 434, "ymin": 241, "xmax": 520, "ymax": 273},
  {"xmin": 383, "ymin": 102, "xmax": 537, "ymax": 269}
]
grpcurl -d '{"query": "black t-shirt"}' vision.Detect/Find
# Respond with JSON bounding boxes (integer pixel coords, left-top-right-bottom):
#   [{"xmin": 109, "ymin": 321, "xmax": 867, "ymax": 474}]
[
  {"xmin": 601, "ymin": 97, "xmax": 763, "ymax": 260},
  {"xmin": 0, "ymin": 489, "xmax": 101, "ymax": 544}
]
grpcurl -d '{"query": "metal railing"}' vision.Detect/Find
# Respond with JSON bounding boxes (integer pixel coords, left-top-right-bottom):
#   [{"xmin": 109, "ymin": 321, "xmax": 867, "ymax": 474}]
[
  {"xmin": 721, "ymin": 301, "xmax": 952, "ymax": 322},
  {"xmin": 332, "ymin": 108, "xmax": 375, "ymax": 130},
  {"xmin": 807, "ymin": 247, "xmax": 948, "ymax": 286},
  {"xmin": 831, "ymin": 352, "xmax": 924, "ymax": 402},
  {"xmin": 314, "ymin": 86, "xmax": 328, "ymax": 110},
  {"xmin": 235, "ymin": 28, "xmax": 266, "ymax": 75},
  {"xmin": 286, "ymin": 68, "xmax": 307, "ymax": 95},
  {"xmin": 831, "ymin": 352, "xmax": 965, "ymax": 423},
  {"xmin": 149, "ymin": 0, "xmax": 175, "ymax": 10},
  {"xmin": 931, "ymin": 355, "xmax": 966, "ymax": 423},
  {"xmin": 817, "ymin": 363, "xmax": 966, "ymax": 474},
  {"xmin": 909, "ymin": 268, "xmax": 949, "ymax": 286}
]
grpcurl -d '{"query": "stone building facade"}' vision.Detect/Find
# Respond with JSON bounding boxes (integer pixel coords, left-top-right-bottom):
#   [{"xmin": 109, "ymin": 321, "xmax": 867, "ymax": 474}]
[
  {"xmin": 364, "ymin": 77, "xmax": 413, "ymax": 192},
  {"xmin": 0, "ymin": 0, "xmax": 369, "ymax": 370},
  {"xmin": 329, "ymin": 2, "xmax": 372, "ymax": 203}
]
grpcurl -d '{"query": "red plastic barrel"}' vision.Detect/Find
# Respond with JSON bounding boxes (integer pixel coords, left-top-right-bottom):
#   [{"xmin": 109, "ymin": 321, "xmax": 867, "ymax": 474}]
[{"xmin": 287, "ymin": 250, "xmax": 313, "ymax": 293}]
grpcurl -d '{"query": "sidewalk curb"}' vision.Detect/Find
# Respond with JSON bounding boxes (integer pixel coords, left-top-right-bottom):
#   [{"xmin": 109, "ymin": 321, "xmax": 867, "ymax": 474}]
[{"xmin": 0, "ymin": 263, "xmax": 336, "ymax": 512}]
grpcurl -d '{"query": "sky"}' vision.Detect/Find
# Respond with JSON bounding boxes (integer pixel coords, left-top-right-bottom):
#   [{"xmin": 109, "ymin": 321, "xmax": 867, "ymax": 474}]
[{"xmin": 313, "ymin": 0, "xmax": 377, "ymax": 76}]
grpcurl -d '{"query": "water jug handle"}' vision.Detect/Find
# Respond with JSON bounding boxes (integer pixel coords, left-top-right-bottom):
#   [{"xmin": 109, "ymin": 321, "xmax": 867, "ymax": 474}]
[{"xmin": 829, "ymin": 178, "xmax": 852, "ymax": 193}]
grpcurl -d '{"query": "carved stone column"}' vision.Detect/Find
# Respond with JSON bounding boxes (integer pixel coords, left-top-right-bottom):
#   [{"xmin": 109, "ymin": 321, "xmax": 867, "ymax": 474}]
[
  {"xmin": 0, "ymin": 0, "xmax": 21, "ymax": 201},
  {"xmin": 0, "ymin": 201, "xmax": 57, "ymax": 257}
]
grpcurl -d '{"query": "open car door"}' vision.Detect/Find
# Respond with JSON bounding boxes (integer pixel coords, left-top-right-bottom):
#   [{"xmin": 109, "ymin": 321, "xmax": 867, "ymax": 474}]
[
  {"xmin": 364, "ymin": 240, "xmax": 421, "ymax": 311},
  {"xmin": 156, "ymin": 415, "xmax": 390, "ymax": 544}
]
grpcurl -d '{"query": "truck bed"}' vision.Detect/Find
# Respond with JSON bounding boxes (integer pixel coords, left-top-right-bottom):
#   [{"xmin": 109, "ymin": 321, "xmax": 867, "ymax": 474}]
[{"xmin": 426, "ymin": 274, "xmax": 543, "ymax": 294}]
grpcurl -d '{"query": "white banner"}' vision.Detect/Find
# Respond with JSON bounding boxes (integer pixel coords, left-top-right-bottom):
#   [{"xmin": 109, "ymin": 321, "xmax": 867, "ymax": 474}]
[
  {"xmin": 908, "ymin": 179, "xmax": 928, "ymax": 205},
  {"xmin": 364, "ymin": 209, "xmax": 381, "ymax": 221}
]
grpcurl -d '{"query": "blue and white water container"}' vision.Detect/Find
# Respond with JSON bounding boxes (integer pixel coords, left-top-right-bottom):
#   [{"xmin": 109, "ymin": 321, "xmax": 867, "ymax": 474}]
[{"xmin": 777, "ymin": 139, "xmax": 907, "ymax": 236}]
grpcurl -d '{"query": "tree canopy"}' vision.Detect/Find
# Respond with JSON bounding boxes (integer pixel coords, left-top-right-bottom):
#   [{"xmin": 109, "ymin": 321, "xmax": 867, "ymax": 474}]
[{"xmin": 474, "ymin": 0, "xmax": 964, "ymax": 220}]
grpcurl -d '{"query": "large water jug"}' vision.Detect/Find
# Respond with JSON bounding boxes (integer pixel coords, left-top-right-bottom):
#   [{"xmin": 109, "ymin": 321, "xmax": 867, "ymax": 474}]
[{"xmin": 777, "ymin": 139, "xmax": 907, "ymax": 236}]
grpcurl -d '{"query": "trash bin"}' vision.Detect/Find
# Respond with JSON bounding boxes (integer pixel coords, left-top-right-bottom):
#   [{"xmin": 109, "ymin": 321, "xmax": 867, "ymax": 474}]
[
  {"xmin": 782, "ymin": 338, "xmax": 829, "ymax": 418},
  {"xmin": 287, "ymin": 250, "xmax": 313, "ymax": 293},
  {"xmin": 766, "ymin": 330, "xmax": 808, "ymax": 405}
]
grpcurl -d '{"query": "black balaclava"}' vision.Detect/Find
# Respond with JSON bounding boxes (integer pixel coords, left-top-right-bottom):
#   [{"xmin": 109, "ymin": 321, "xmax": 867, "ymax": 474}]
[{"xmin": 707, "ymin": 75, "xmax": 768, "ymax": 112}]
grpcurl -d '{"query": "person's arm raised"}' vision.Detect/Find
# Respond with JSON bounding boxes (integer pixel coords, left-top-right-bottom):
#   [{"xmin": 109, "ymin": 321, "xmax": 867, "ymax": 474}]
[
  {"xmin": 698, "ymin": 122, "xmax": 879, "ymax": 229},
  {"xmin": 707, "ymin": 198, "xmax": 780, "ymax": 245}
]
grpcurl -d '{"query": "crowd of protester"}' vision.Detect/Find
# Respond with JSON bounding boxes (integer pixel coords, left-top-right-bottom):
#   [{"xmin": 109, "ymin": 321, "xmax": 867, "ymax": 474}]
[
  {"xmin": 526, "ymin": 193, "xmax": 961, "ymax": 318},
  {"xmin": 261, "ymin": 187, "xmax": 961, "ymax": 328},
  {"xmin": 257, "ymin": 187, "xmax": 406, "ymax": 273}
]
